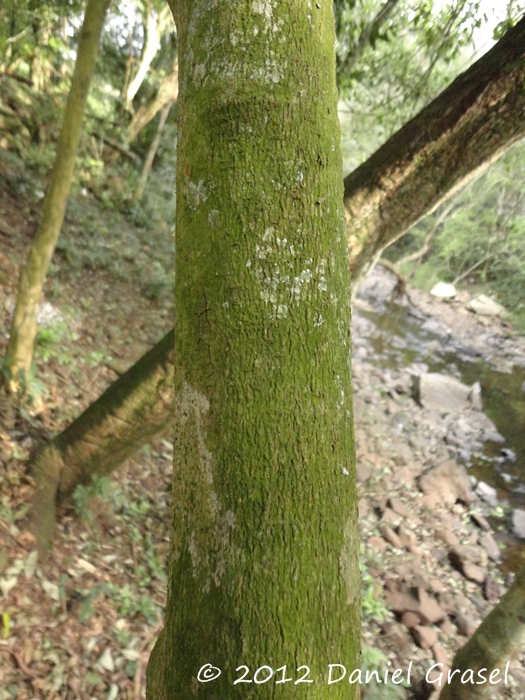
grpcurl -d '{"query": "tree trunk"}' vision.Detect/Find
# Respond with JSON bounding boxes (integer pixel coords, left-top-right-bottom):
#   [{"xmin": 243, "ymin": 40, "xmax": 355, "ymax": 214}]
[
  {"xmin": 134, "ymin": 98, "xmax": 174, "ymax": 201},
  {"xmin": 439, "ymin": 565, "xmax": 525, "ymax": 700},
  {"xmin": 3, "ymin": 0, "xmax": 110, "ymax": 397},
  {"xmin": 344, "ymin": 14, "xmax": 525, "ymax": 292},
  {"xmin": 29, "ymin": 329, "xmax": 174, "ymax": 556},
  {"xmin": 125, "ymin": 1, "xmax": 172, "ymax": 112},
  {"xmin": 146, "ymin": 1, "xmax": 360, "ymax": 698},
  {"xmin": 126, "ymin": 54, "xmax": 178, "ymax": 144}
]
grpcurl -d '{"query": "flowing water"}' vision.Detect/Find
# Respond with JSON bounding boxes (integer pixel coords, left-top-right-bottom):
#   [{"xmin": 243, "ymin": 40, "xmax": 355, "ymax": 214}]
[{"xmin": 355, "ymin": 287, "xmax": 525, "ymax": 512}]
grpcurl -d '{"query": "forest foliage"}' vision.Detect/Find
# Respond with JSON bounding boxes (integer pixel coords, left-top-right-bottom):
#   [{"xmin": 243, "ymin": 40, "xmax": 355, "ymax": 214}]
[{"xmin": 2, "ymin": 0, "xmax": 524, "ymax": 342}]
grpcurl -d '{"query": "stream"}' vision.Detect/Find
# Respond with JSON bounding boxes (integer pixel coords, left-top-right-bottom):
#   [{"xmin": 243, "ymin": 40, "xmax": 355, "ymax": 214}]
[{"xmin": 353, "ymin": 269, "xmax": 525, "ymax": 572}]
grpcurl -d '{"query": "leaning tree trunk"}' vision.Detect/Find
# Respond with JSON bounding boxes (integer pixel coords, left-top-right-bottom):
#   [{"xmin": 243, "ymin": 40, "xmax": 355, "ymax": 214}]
[
  {"xmin": 345, "ymin": 14, "xmax": 525, "ymax": 292},
  {"xmin": 125, "ymin": 1, "xmax": 172, "ymax": 112},
  {"xmin": 146, "ymin": 1, "xmax": 360, "ymax": 698},
  {"xmin": 134, "ymin": 98, "xmax": 174, "ymax": 201},
  {"xmin": 439, "ymin": 565, "xmax": 525, "ymax": 700},
  {"xmin": 29, "ymin": 330, "xmax": 174, "ymax": 555},
  {"xmin": 4, "ymin": 0, "xmax": 110, "ymax": 397},
  {"xmin": 126, "ymin": 54, "xmax": 178, "ymax": 144}
]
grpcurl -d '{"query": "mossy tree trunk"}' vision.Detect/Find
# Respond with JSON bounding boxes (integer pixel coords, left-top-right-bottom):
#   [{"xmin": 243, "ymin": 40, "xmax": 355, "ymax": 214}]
[
  {"xmin": 439, "ymin": 565, "xmax": 525, "ymax": 700},
  {"xmin": 344, "ymin": 15, "xmax": 525, "ymax": 292},
  {"xmin": 4, "ymin": 0, "xmax": 110, "ymax": 397},
  {"xmin": 146, "ymin": 2, "xmax": 360, "ymax": 699},
  {"xmin": 29, "ymin": 330, "xmax": 174, "ymax": 555}
]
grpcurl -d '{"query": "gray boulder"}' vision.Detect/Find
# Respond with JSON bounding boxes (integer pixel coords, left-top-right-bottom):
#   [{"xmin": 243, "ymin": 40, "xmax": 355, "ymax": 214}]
[
  {"xmin": 412, "ymin": 373, "xmax": 482, "ymax": 412},
  {"xmin": 468, "ymin": 294, "xmax": 506, "ymax": 317},
  {"xmin": 510, "ymin": 509, "xmax": 525, "ymax": 539}
]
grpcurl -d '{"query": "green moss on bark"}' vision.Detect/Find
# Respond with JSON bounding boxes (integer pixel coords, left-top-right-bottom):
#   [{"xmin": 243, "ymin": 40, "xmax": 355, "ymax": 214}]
[
  {"xmin": 4, "ymin": 0, "xmax": 110, "ymax": 395},
  {"xmin": 147, "ymin": 2, "xmax": 360, "ymax": 698},
  {"xmin": 29, "ymin": 330, "xmax": 174, "ymax": 555}
]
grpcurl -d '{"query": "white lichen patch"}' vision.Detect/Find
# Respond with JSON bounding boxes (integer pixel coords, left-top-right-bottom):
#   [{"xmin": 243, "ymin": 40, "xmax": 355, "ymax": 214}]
[
  {"xmin": 187, "ymin": 180, "xmax": 207, "ymax": 210},
  {"xmin": 247, "ymin": 225, "xmax": 334, "ymax": 320},
  {"xmin": 193, "ymin": 63, "xmax": 206, "ymax": 86},
  {"xmin": 176, "ymin": 383, "xmax": 235, "ymax": 591},
  {"xmin": 208, "ymin": 209, "xmax": 220, "ymax": 226},
  {"xmin": 252, "ymin": 0, "xmax": 273, "ymax": 20}
]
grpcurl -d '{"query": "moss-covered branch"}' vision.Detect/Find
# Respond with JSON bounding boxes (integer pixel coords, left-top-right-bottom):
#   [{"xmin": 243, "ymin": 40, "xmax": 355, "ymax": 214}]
[
  {"xmin": 29, "ymin": 330, "xmax": 174, "ymax": 555},
  {"xmin": 439, "ymin": 565, "xmax": 525, "ymax": 700},
  {"xmin": 344, "ymin": 15, "xmax": 525, "ymax": 290}
]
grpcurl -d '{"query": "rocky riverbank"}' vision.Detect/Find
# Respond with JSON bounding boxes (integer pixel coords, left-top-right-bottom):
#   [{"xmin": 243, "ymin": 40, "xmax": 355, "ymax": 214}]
[{"xmin": 352, "ymin": 268, "xmax": 525, "ymax": 699}]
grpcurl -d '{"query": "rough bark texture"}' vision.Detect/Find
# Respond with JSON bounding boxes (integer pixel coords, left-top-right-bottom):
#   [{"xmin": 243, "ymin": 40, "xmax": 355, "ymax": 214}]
[
  {"xmin": 4, "ymin": 0, "xmax": 110, "ymax": 395},
  {"xmin": 440, "ymin": 565, "xmax": 525, "ymax": 700},
  {"xmin": 146, "ymin": 1, "xmax": 360, "ymax": 698},
  {"xmin": 29, "ymin": 330, "xmax": 174, "ymax": 555},
  {"xmin": 344, "ymin": 14, "xmax": 525, "ymax": 291}
]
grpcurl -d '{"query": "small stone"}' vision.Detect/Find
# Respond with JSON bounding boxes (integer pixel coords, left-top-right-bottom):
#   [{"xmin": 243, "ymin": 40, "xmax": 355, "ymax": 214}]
[
  {"xmin": 381, "ymin": 507, "xmax": 401, "ymax": 523},
  {"xmin": 432, "ymin": 643, "xmax": 449, "ymax": 667},
  {"xmin": 475, "ymin": 481, "xmax": 498, "ymax": 507},
  {"xmin": 439, "ymin": 618, "xmax": 455, "ymax": 636},
  {"xmin": 418, "ymin": 460, "xmax": 474, "ymax": 506},
  {"xmin": 412, "ymin": 625, "xmax": 438, "ymax": 650},
  {"xmin": 379, "ymin": 525, "xmax": 402, "ymax": 549},
  {"xmin": 388, "ymin": 497, "xmax": 409, "ymax": 517},
  {"xmin": 367, "ymin": 536, "xmax": 387, "ymax": 553},
  {"xmin": 380, "ymin": 621, "xmax": 410, "ymax": 649},
  {"xmin": 468, "ymin": 294, "xmax": 506, "ymax": 317},
  {"xmin": 417, "ymin": 588, "xmax": 446, "ymax": 625},
  {"xmin": 510, "ymin": 509, "xmax": 525, "ymax": 539},
  {"xmin": 397, "ymin": 524, "xmax": 417, "ymax": 549},
  {"xmin": 449, "ymin": 544, "xmax": 488, "ymax": 569},
  {"xmin": 401, "ymin": 611, "xmax": 420, "ymax": 629},
  {"xmin": 455, "ymin": 612, "xmax": 478, "ymax": 637},
  {"xmin": 483, "ymin": 576, "xmax": 500, "ymax": 604},
  {"xmin": 358, "ymin": 498, "xmax": 369, "ymax": 518},
  {"xmin": 470, "ymin": 512, "xmax": 490, "ymax": 531},
  {"xmin": 430, "ymin": 282, "xmax": 456, "ymax": 298},
  {"xmin": 385, "ymin": 588, "xmax": 420, "ymax": 617},
  {"xmin": 462, "ymin": 562, "xmax": 486, "ymax": 584},
  {"xmin": 470, "ymin": 381, "xmax": 482, "ymax": 410},
  {"xmin": 356, "ymin": 463, "xmax": 372, "ymax": 483},
  {"xmin": 393, "ymin": 466, "xmax": 415, "ymax": 486},
  {"xmin": 435, "ymin": 528, "xmax": 459, "ymax": 547},
  {"xmin": 479, "ymin": 532, "xmax": 501, "ymax": 562}
]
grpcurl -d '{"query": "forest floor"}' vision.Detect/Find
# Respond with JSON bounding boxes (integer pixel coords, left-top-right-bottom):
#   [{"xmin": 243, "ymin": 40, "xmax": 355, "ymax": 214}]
[
  {"xmin": 0, "ymin": 147, "xmax": 524, "ymax": 699},
  {"xmin": 0, "ymin": 150, "xmax": 174, "ymax": 700}
]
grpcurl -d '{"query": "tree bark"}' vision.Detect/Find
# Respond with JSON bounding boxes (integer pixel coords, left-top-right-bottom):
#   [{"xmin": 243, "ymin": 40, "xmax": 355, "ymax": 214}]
[
  {"xmin": 344, "ymin": 14, "xmax": 525, "ymax": 292},
  {"xmin": 146, "ymin": 1, "xmax": 360, "ymax": 698},
  {"xmin": 439, "ymin": 565, "xmax": 525, "ymax": 700},
  {"xmin": 4, "ymin": 0, "xmax": 110, "ymax": 396},
  {"xmin": 29, "ymin": 330, "xmax": 174, "ymax": 556}
]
